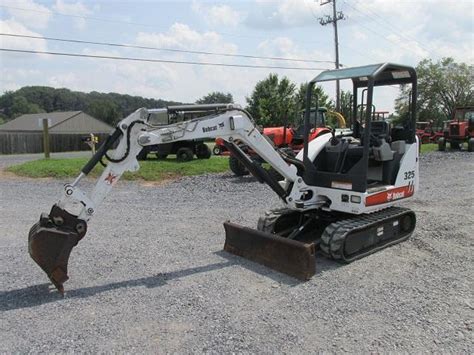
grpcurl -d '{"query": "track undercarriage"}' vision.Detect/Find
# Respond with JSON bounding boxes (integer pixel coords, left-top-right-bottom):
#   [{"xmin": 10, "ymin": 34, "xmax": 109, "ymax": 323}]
[{"xmin": 232, "ymin": 206, "xmax": 417, "ymax": 273}]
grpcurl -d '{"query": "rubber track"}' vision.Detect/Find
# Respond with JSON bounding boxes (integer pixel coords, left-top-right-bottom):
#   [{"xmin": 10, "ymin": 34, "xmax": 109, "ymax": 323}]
[{"xmin": 319, "ymin": 206, "xmax": 414, "ymax": 263}]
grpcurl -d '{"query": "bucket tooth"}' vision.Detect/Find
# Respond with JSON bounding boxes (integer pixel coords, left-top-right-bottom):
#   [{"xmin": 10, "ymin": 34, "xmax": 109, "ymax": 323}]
[{"xmin": 223, "ymin": 222, "xmax": 316, "ymax": 280}]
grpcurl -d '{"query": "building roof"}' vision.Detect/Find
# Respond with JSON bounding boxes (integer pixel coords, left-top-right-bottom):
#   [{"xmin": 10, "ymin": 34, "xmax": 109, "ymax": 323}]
[{"xmin": 0, "ymin": 111, "xmax": 113, "ymax": 133}]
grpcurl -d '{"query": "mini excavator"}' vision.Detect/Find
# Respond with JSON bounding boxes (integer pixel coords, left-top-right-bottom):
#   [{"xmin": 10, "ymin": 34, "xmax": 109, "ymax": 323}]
[{"xmin": 29, "ymin": 63, "xmax": 419, "ymax": 293}]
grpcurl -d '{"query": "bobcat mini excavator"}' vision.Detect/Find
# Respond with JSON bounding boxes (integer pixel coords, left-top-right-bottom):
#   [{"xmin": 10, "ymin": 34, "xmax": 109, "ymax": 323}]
[{"xmin": 29, "ymin": 63, "xmax": 419, "ymax": 293}]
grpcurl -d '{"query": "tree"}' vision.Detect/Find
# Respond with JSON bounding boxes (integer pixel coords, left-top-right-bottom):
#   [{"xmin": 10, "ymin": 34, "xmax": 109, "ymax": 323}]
[
  {"xmin": 294, "ymin": 83, "xmax": 333, "ymax": 112},
  {"xmin": 86, "ymin": 99, "xmax": 121, "ymax": 125},
  {"xmin": 246, "ymin": 73, "xmax": 296, "ymax": 126},
  {"xmin": 0, "ymin": 86, "xmax": 183, "ymax": 123},
  {"xmin": 196, "ymin": 92, "xmax": 233, "ymax": 104},
  {"xmin": 338, "ymin": 90, "xmax": 352, "ymax": 122},
  {"xmin": 10, "ymin": 95, "xmax": 44, "ymax": 118},
  {"xmin": 395, "ymin": 58, "xmax": 473, "ymax": 126}
]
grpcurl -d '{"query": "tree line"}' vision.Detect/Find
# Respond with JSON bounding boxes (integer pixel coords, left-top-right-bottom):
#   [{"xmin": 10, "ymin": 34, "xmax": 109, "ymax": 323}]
[
  {"xmin": 0, "ymin": 86, "xmax": 183, "ymax": 125},
  {"xmin": 0, "ymin": 57, "xmax": 471, "ymax": 128}
]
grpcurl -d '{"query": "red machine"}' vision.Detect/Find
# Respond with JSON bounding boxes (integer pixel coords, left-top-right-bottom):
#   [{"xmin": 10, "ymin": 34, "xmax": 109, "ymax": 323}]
[
  {"xmin": 214, "ymin": 108, "xmax": 333, "ymax": 176},
  {"xmin": 438, "ymin": 106, "xmax": 474, "ymax": 151},
  {"xmin": 415, "ymin": 121, "xmax": 435, "ymax": 144},
  {"xmin": 213, "ymin": 107, "xmax": 330, "ymax": 156},
  {"xmin": 430, "ymin": 121, "xmax": 448, "ymax": 144}
]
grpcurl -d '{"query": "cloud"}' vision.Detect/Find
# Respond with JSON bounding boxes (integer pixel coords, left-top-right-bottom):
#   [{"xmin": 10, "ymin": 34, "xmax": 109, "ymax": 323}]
[
  {"xmin": 0, "ymin": 19, "xmax": 48, "ymax": 51},
  {"xmin": 0, "ymin": 68, "xmax": 42, "ymax": 92},
  {"xmin": 2, "ymin": 0, "xmax": 52, "ymax": 29},
  {"xmin": 53, "ymin": 0, "xmax": 94, "ymax": 30},
  {"xmin": 135, "ymin": 23, "xmax": 238, "ymax": 55},
  {"xmin": 343, "ymin": 0, "xmax": 473, "ymax": 64},
  {"xmin": 245, "ymin": 0, "xmax": 322, "ymax": 29},
  {"xmin": 48, "ymin": 72, "xmax": 78, "ymax": 88},
  {"xmin": 191, "ymin": 2, "xmax": 244, "ymax": 28}
]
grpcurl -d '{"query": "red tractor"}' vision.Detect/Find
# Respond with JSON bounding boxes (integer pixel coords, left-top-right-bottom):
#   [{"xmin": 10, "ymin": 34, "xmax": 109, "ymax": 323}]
[
  {"xmin": 215, "ymin": 107, "xmax": 336, "ymax": 177},
  {"xmin": 430, "ymin": 121, "xmax": 448, "ymax": 144},
  {"xmin": 415, "ymin": 121, "xmax": 435, "ymax": 144},
  {"xmin": 438, "ymin": 106, "xmax": 474, "ymax": 151}
]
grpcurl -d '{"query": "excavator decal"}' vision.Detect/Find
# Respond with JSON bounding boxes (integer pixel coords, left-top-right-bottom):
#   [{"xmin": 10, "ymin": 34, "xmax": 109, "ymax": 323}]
[
  {"xmin": 365, "ymin": 184, "xmax": 414, "ymax": 206},
  {"xmin": 104, "ymin": 172, "xmax": 118, "ymax": 185}
]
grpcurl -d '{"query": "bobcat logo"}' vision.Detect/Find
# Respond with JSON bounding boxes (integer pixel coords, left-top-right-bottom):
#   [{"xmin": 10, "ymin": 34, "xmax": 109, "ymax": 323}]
[{"xmin": 387, "ymin": 191, "xmax": 405, "ymax": 201}]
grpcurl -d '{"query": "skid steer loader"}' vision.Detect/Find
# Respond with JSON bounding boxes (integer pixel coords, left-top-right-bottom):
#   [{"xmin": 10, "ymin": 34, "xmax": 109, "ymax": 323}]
[{"xmin": 29, "ymin": 63, "xmax": 419, "ymax": 293}]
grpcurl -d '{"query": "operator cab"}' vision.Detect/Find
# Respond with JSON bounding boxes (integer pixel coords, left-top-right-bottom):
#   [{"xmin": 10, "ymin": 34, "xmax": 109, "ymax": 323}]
[{"xmin": 301, "ymin": 63, "xmax": 417, "ymax": 192}]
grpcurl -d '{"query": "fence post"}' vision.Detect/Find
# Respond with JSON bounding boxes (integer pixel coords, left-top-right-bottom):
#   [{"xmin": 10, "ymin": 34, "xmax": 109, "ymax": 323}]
[{"xmin": 42, "ymin": 118, "xmax": 50, "ymax": 158}]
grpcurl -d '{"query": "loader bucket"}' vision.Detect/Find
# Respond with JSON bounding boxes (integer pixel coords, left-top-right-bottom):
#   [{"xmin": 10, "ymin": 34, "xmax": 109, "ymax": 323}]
[
  {"xmin": 223, "ymin": 222, "xmax": 316, "ymax": 280},
  {"xmin": 28, "ymin": 205, "xmax": 87, "ymax": 293}
]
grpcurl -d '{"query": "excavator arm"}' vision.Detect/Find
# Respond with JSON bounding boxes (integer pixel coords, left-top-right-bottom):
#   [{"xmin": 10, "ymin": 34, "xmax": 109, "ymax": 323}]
[{"xmin": 29, "ymin": 105, "xmax": 315, "ymax": 293}]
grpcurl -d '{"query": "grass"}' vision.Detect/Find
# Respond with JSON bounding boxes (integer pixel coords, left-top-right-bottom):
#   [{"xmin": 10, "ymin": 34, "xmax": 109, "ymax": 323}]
[
  {"xmin": 6, "ymin": 142, "xmax": 441, "ymax": 181},
  {"xmin": 420, "ymin": 143, "xmax": 438, "ymax": 154},
  {"xmin": 7, "ymin": 156, "xmax": 229, "ymax": 181}
]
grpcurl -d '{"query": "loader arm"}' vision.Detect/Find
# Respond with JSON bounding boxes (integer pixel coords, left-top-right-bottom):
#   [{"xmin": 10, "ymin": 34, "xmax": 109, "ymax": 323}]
[{"xmin": 28, "ymin": 105, "xmax": 313, "ymax": 292}]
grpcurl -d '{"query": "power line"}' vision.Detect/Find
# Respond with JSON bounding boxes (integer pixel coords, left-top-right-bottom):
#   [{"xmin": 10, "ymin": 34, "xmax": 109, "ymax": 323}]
[
  {"xmin": 350, "ymin": 1, "xmax": 435, "ymax": 54},
  {"xmin": 342, "ymin": 1, "xmax": 434, "ymax": 57},
  {"xmin": 0, "ymin": 33, "xmax": 335, "ymax": 64},
  {"xmin": 347, "ymin": 1, "xmax": 435, "ymax": 55},
  {"xmin": 0, "ymin": 48, "xmax": 331, "ymax": 71},
  {"xmin": 0, "ymin": 4, "xmax": 330, "ymax": 46}
]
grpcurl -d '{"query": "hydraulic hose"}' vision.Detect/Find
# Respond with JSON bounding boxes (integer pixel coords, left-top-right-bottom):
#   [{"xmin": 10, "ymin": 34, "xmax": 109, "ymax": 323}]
[{"xmin": 81, "ymin": 127, "xmax": 123, "ymax": 175}]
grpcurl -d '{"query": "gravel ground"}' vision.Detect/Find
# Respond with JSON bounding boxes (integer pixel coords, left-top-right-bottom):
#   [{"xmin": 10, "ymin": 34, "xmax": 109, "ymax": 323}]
[{"xmin": 0, "ymin": 151, "xmax": 473, "ymax": 353}]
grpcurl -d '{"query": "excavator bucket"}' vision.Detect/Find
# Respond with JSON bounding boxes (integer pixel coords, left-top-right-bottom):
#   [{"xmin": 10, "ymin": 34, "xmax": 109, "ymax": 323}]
[
  {"xmin": 223, "ymin": 222, "xmax": 316, "ymax": 280},
  {"xmin": 28, "ymin": 205, "xmax": 87, "ymax": 294}
]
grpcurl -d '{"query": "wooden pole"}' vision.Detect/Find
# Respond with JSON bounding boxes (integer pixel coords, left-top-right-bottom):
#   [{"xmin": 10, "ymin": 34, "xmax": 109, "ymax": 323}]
[{"xmin": 42, "ymin": 118, "xmax": 50, "ymax": 159}]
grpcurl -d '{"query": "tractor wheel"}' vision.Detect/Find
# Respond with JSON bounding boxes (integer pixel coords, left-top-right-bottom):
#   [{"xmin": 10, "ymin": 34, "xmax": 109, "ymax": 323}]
[
  {"xmin": 468, "ymin": 138, "xmax": 474, "ymax": 152},
  {"xmin": 450, "ymin": 141, "xmax": 461, "ymax": 150},
  {"xmin": 229, "ymin": 155, "xmax": 249, "ymax": 176},
  {"xmin": 156, "ymin": 151, "xmax": 168, "ymax": 160},
  {"xmin": 438, "ymin": 138, "xmax": 446, "ymax": 151},
  {"xmin": 196, "ymin": 144, "xmax": 212, "ymax": 159},
  {"xmin": 213, "ymin": 145, "xmax": 222, "ymax": 156},
  {"xmin": 176, "ymin": 147, "xmax": 194, "ymax": 162},
  {"xmin": 136, "ymin": 148, "xmax": 148, "ymax": 160}
]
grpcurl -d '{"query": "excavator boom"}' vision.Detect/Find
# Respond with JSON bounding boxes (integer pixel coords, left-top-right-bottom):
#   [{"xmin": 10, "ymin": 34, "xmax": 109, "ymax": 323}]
[{"xmin": 28, "ymin": 105, "xmax": 316, "ymax": 293}]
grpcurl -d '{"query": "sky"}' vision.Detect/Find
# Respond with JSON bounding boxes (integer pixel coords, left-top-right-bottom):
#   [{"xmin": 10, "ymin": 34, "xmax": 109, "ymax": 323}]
[{"xmin": 0, "ymin": 0, "xmax": 473, "ymax": 113}]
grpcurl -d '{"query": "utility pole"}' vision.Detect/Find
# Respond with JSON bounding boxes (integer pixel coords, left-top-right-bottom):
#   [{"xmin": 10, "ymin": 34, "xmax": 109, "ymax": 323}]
[
  {"xmin": 42, "ymin": 118, "xmax": 50, "ymax": 159},
  {"xmin": 319, "ymin": 0, "xmax": 345, "ymax": 112}
]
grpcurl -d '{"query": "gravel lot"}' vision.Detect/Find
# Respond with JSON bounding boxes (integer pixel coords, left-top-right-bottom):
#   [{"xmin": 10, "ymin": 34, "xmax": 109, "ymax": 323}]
[{"xmin": 1, "ymin": 151, "xmax": 473, "ymax": 353}]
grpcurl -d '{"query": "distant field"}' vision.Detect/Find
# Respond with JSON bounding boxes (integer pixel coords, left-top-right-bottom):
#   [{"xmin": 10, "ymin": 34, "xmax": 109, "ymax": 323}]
[{"xmin": 7, "ymin": 156, "xmax": 229, "ymax": 181}]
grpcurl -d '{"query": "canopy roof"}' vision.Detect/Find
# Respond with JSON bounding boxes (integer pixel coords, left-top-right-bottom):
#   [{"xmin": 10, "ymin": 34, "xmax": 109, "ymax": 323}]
[{"xmin": 311, "ymin": 63, "xmax": 416, "ymax": 88}]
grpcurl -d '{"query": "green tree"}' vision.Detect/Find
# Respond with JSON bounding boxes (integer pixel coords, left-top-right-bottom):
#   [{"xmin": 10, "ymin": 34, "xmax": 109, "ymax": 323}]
[
  {"xmin": 196, "ymin": 91, "xmax": 233, "ymax": 104},
  {"xmin": 338, "ymin": 90, "xmax": 352, "ymax": 122},
  {"xmin": 86, "ymin": 99, "xmax": 121, "ymax": 125},
  {"xmin": 0, "ymin": 86, "xmax": 184, "ymax": 123},
  {"xmin": 395, "ymin": 57, "xmax": 473, "ymax": 126},
  {"xmin": 10, "ymin": 95, "xmax": 44, "ymax": 117},
  {"xmin": 294, "ymin": 83, "xmax": 333, "ymax": 112},
  {"xmin": 246, "ymin": 73, "xmax": 296, "ymax": 126}
]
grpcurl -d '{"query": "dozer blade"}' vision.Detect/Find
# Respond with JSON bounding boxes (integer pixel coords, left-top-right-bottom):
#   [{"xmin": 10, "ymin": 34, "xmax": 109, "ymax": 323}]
[
  {"xmin": 28, "ymin": 205, "xmax": 87, "ymax": 294},
  {"xmin": 223, "ymin": 222, "xmax": 316, "ymax": 280}
]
